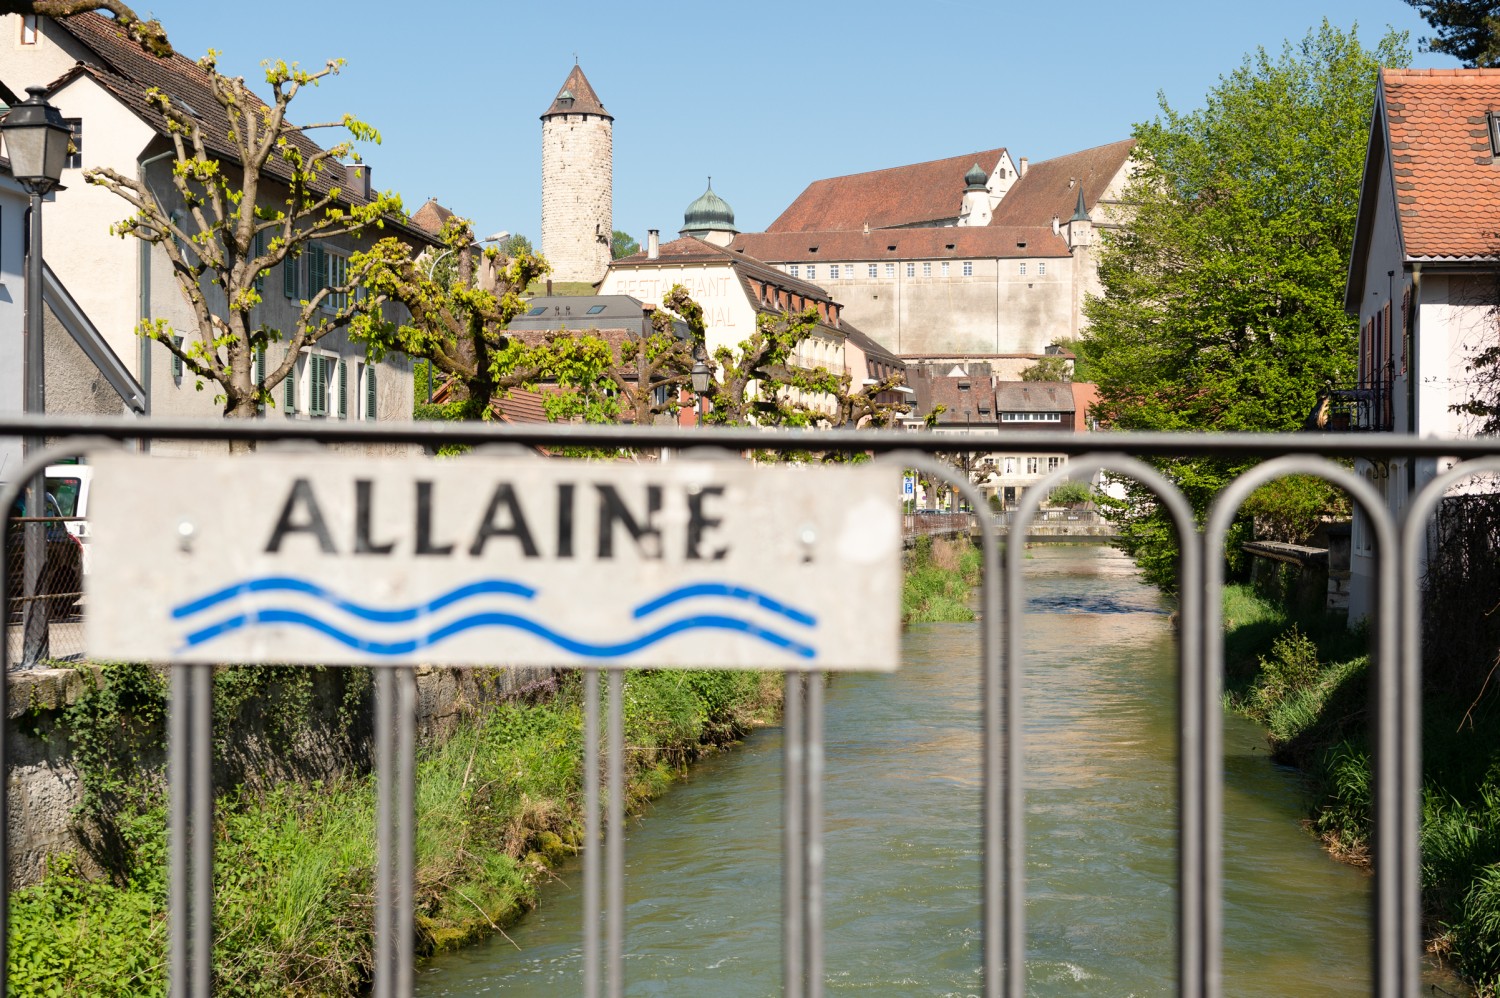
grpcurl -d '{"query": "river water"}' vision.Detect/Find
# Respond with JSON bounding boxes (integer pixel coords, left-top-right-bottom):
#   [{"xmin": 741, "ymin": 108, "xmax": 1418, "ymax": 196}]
[{"xmin": 417, "ymin": 546, "xmax": 1464, "ymax": 996}]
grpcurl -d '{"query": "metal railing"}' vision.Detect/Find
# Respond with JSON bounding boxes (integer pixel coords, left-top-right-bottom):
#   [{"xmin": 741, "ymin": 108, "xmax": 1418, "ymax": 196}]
[
  {"xmin": 4, "ymin": 511, "xmax": 85, "ymax": 666},
  {"xmin": 0, "ymin": 413, "xmax": 1485, "ymax": 997},
  {"xmin": 1326, "ymin": 374, "xmax": 1395, "ymax": 433}
]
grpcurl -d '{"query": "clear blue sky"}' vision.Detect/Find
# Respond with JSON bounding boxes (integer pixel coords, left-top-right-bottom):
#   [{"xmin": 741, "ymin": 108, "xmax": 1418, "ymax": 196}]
[{"xmin": 116, "ymin": 0, "xmax": 1456, "ymax": 248}]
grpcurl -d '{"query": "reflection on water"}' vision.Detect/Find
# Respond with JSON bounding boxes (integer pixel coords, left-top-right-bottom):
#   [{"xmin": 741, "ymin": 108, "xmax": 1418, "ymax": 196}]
[{"xmin": 417, "ymin": 546, "xmax": 1453, "ymax": 996}]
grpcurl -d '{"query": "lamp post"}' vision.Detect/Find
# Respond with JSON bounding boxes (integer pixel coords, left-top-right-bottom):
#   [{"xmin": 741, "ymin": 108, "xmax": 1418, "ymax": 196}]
[
  {"xmin": 423, "ymin": 229, "xmax": 509, "ymax": 280},
  {"xmin": 690, "ymin": 357, "xmax": 710, "ymax": 427},
  {"xmin": 1, "ymin": 86, "xmax": 71, "ymax": 666}
]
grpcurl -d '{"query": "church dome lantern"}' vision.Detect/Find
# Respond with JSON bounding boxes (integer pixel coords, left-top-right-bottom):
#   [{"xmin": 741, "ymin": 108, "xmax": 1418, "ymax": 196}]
[{"xmin": 681, "ymin": 179, "xmax": 739, "ymax": 245}]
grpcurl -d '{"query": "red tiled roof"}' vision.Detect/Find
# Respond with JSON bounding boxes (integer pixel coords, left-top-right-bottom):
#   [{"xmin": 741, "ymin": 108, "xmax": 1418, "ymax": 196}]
[
  {"xmin": 994, "ymin": 381, "xmax": 1075, "ymax": 413},
  {"xmin": 411, "ymin": 198, "xmax": 456, "ymax": 235},
  {"xmin": 542, "ymin": 64, "xmax": 610, "ymax": 120},
  {"xmin": 1380, "ymin": 68, "xmax": 1500, "ymax": 259},
  {"xmin": 987, "ymin": 140, "xmax": 1135, "ymax": 228},
  {"xmin": 611, "ymin": 236, "xmax": 840, "ymax": 305},
  {"xmin": 730, "ymin": 226, "xmax": 1069, "ymax": 262},
  {"xmin": 52, "ymin": 13, "xmax": 435, "ymax": 244},
  {"xmin": 767, "ymin": 148, "xmax": 1008, "ymax": 232}
]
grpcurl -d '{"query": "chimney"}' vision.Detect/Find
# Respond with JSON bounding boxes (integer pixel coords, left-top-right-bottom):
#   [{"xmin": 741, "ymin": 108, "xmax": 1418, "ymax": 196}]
[
  {"xmin": 647, "ymin": 229, "xmax": 660, "ymax": 259},
  {"xmin": 345, "ymin": 162, "xmax": 372, "ymax": 200},
  {"xmin": 1019, "ymin": 157, "xmax": 1029, "ymax": 178}
]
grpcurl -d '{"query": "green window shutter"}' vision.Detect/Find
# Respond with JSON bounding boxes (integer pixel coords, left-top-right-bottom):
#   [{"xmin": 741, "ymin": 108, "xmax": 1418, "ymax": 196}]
[
  {"xmin": 254, "ymin": 346, "xmax": 267, "ymax": 413},
  {"xmin": 309, "ymin": 355, "xmax": 328, "ymax": 417},
  {"xmin": 253, "ymin": 231, "xmax": 267, "ymax": 293},
  {"xmin": 171, "ymin": 335, "xmax": 183, "ymax": 378},
  {"xmin": 284, "ymin": 353, "xmax": 298, "ymax": 413},
  {"xmin": 283, "ymin": 252, "xmax": 298, "ymax": 298},
  {"xmin": 364, "ymin": 363, "xmax": 376, "ymax": 420},
  {"xmin": 337, "ymin": 359, "xmax": 348, "ymax": 418},
  {"xmin": 309, "ymin": 245, "xmax": 328, "ymax": 296}
]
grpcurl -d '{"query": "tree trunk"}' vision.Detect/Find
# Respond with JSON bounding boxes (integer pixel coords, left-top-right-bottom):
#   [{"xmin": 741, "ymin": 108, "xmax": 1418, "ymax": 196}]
[{"xmin": 224, "ymin": 392, "xmax": 259, "ymax": 454}]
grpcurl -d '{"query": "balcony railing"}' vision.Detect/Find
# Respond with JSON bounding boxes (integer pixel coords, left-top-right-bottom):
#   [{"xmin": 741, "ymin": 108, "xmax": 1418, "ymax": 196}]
[{"xmin": 1324, "ymin": 372, "xmax": 1394, "ymax": 432}]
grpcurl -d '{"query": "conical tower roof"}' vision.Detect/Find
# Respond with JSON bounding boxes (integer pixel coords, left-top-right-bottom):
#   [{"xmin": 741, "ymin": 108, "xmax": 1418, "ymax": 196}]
[
  {"xmin": 541, "ymin": 64, "xmax": 611, "ymax": 120},
  {"xmin": 682, "ymin": 179, "xmax": 738, "ymax": 235}
]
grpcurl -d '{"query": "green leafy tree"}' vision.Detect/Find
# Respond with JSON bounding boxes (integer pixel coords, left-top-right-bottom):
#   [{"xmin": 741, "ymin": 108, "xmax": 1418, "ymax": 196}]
[
  {"xmin": 1079, "ymin": 21, "xmax": 1408, "ymax": 590},
  {"xmin": 501, "ymin": 233, "xmax": 534, "ymax": 259},
  {"xmin": 1402, "ymin": 0, "xmax": 1500, "ymax": 65},
  {"xmin": 611, "ymin": 230, "xmax": 639, "ymax": 259},
  {"xmin": 86, "ymin": 54, "xmax": 405, "ymax": 443},
  {"xmin": 1019, "ymin": 354, "xmax": 1072, "ymax": 382},
  {"xmin": 351, "ymin": 216, "xmax": 549, "ymax": 420}
]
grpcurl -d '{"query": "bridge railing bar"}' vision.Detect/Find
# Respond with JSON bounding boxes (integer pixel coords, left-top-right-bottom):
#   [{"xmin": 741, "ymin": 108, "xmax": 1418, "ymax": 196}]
[{"xmin": 2, "ymin": 415, "xmax": 1481, "ymax": 997}]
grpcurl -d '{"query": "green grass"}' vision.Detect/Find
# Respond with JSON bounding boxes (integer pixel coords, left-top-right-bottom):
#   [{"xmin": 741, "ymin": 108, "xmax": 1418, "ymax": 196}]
[
  {"xmin": 1222, "ymin": 583, "xmax": 1500, "ymax": 992},
  {"xmin": 902, "ymin": 536, "xmax": 982, "ymax": 624},
  {"xmin": 7, "ymin": 669, "xmax": 781, "ymax": 996}
]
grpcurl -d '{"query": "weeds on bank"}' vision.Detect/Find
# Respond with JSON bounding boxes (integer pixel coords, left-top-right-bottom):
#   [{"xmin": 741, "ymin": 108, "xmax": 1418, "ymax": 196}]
[
  {"xmin": 903, "ymin": 536, "xmax": 982, "ymax": 624},
  {"xmin": 7, "ymin": 668, "xmax": 781, "ymax": 996},
  {"xmin": 1222, "ymin": 584, "xmax": 1500, "ymax": 992}
]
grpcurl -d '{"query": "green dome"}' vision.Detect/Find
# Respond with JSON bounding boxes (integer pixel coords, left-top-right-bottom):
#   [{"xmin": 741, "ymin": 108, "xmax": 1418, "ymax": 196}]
[
  {"xmin": 964, "ymin": 162, "xmax": 988, "ymax": 191},
  {"xmin": 682, "ymin": 179, "xmax": 738, "ymax": 235}
]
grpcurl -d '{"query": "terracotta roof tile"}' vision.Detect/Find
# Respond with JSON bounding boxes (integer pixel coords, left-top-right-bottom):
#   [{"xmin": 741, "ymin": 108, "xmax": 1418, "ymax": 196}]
[
  {"xmin": 1380, "ymin": 68, "xmax": 1500, "ymax": 259},
  {"xmin": 541, "ymin": 64, "xmax": 610, "ymax": 120},
  {"xmin": 767, "ymin": 148, "xmax": 1008, "ymax": 232},
  {"xmin": 987, "ymin": 140, "xmax": 1135, "ymax": 228},
  {"xmin": 729, "ymin": 226, "xmax": 1070, "ymax": 262}
]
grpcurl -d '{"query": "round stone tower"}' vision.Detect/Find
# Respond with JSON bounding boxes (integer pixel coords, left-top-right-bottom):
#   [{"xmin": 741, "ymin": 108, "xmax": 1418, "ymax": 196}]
[{"xmin": 541, "ymin": 64, "xmax": 613, "ymax": 284}]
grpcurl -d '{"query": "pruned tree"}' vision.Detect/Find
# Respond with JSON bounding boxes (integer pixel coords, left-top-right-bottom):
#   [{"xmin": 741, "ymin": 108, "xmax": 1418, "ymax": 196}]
[
  {"xmin": 85, "ymin": 55, "xmax": 405, "ymax": 447},
  {"xmin": 1402, "ymin": 0, "xmax": 1500, "ymax": 66},
  {"xmin": 3, "ymin": 1, "xmax": 169, "ymax": 54},
  {"xmin": 351, "ymin": 215, "xmax": 549, "ymax": 420}
]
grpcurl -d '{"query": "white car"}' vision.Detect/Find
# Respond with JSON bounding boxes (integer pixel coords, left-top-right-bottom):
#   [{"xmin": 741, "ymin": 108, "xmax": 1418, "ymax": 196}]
[{"xmin": 44, "ymin": 464, "xmax": 92, "ymax": 573}]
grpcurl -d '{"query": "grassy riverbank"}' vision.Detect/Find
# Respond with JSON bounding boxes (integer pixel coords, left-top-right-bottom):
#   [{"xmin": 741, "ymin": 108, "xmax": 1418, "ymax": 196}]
[
  {"xmin": 7, "ymin": 666, "xmax": 780, "ymax": 996},
  {"xmin": 1222, "ymin": 585, "xmax": 1500, "ymax": 992},
  {"xmin": 902, "ymin": 536, "xmax": 982, "ymax": 624}
]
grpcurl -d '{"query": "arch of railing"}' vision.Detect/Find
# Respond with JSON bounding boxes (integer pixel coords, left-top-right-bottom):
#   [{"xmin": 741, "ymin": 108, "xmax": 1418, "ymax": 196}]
[{"xmin": 1, "ymin": 414, "xmax": 1492, "ymax": 998}]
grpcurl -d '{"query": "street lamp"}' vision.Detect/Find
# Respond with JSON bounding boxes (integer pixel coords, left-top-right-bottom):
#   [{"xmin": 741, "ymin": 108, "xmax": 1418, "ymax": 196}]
[
  {"xmin": 1, "ymin": 86, "xmax": 71, "ymax": 665},
  {"xmin": 423, "ymin": 229, "xmax": 509, "ymax": 280},
  {"xmin": 690, "ymin": 357, "xmax": 710, "ymax": 426}
]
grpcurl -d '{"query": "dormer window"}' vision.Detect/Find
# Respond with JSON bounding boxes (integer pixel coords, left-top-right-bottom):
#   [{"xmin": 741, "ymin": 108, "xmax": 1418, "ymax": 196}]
[{"xmin": 1489, "ymin": 110, "xmax": 1500, "ymax": 158}]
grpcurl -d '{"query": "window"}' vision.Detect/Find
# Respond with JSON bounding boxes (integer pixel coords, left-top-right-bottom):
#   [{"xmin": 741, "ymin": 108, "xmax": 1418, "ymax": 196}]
[
  {"xmin": 922, "ymin": 262, "xmax": 932, "ymax": 277},
  {"xmin": 20, "ymin": 15, "xmax": 37, "ymax": 44},
  {"xmin": 829, "ymin": 265, "xmax": 839, "ymax": 279},
  {"xmin": 62, "ymin": 118, "xmax": 81, "ymax": 169},
  {"xmin": 806, "ymin": 265, "xmax": 816, "ymax": 280},
  {"xmin": 526, "ymin": 305, "xmax": 548, "ymax": 316},
  {"xmin": 906, "ymin": 263, "xmax": 915, "ymax": 277},
  {"xmin": 868, "ymin": 263, "xmax": 877, "ymax": 278},
  {"xmin": 327, "ymin": 252, "xmax": 348, "ymax": 311},
  {"xmin": 586, "ymin": 304, "xmax": 606, "ymax": 315},
  {"xmin": 941, "ymin": 262, "xmax": 950, "ymax": 277},
  {"xmin": 1026, "ymin": 457, "xmax": 1039, "ymax": 475},
  {"xmin": 1019, "ymin": 262, "xmax": 1027, "ymax": 276},
  {"xmin": 1000, "ymin": 411, "xmax": 1063, "ymax": 422},
  {"xmin": 1003, "ymin": 457, "xmax": 1017, "ymax": 475},
  {"xmin": 963, "ymin": 261, "xmax": 973, "ymax": 277},
  {"xmin": 884, "ymin": 263, "xmax": 895, "ymax": 278},
  {"xmin": 1048, "ymin": 457, "xmax": 1062, "ymax": 471},
  {"xmin": 1038, "ymin": 262, "xmax": 1046, "ymax": 276},
  {"xmin": 789, "ymin": 265, "xmax": 799, "ymax": 278},
  {"xmin": 308, "ymin": 354, "xmax": 333, "ymax": 416}
]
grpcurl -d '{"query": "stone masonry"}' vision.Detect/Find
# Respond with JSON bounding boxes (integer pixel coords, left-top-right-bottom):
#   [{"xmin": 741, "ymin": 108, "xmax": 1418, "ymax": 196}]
[{"xmin": 541, "ymin": 65, "xmax": 613, "ymax": 285}]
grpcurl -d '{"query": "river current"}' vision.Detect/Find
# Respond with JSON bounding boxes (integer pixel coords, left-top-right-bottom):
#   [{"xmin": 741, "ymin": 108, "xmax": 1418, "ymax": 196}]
[{"xmin": 417, "ymin": 545, "xmax": 1464, "ymax": 996}]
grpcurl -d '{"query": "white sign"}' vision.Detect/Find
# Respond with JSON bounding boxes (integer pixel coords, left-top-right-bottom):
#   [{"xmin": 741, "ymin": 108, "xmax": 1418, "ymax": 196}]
[{"xmin": 85, "ymin": 454, "xmax": 902, "ymax": 670}]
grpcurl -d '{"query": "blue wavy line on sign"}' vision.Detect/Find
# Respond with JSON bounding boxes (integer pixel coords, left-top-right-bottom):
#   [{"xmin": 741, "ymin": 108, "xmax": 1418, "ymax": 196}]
[
  {"xmin": 170, "ymin": 577, "xmax": 537, "ymax": 623},
  {"xmin": 631, "ymin": 583, "xmax": 817, "ymax": 627},
  {"xmin": 177, "ymin": 609, "xmax": 817, "ymax": 660}
]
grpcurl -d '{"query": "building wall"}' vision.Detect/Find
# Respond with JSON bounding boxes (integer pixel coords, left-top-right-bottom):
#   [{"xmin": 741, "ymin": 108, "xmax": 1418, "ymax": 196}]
[
  {"xmin": 0, "ymin": 178, "xmax": 26, "ymax": 482},
  {"xmin": 600, "ymin": 263, "xmax": 756, "ymax": 358},
  {"xmin": 541, "ymin": 111, "xmax": 612, "ymax": 285},
  {"xmin": 786, "ymin": 254, "xmax": 1072, "ymax": 356}
]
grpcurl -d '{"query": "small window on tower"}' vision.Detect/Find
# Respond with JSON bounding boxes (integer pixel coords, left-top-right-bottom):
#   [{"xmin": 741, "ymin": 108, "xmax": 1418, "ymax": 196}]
[{"xmin": 20, "ymin": 15, "xmax": 37, "ymax": 44}]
